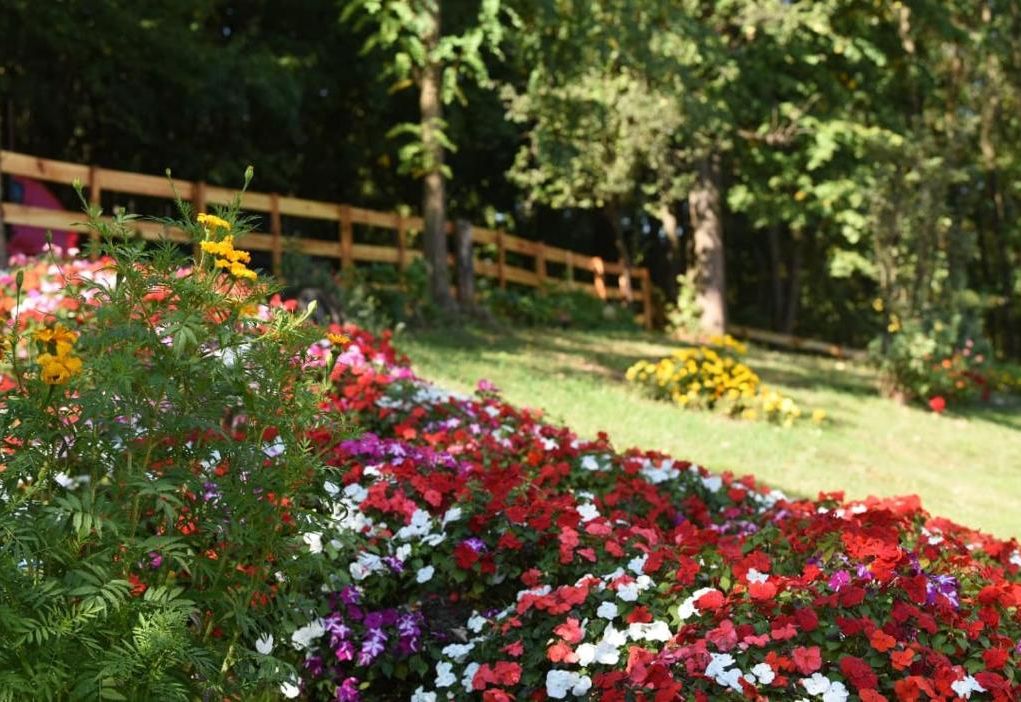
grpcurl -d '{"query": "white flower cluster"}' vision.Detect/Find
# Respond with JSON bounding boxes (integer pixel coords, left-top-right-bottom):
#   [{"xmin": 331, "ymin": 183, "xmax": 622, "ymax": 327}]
[
  {"xmin": 546, "ymin": 669, "xmax": 592, "ymax": 698},
  {"xmin": 801, "ymin": 673, "xmax": 849, "ymax": 702}
]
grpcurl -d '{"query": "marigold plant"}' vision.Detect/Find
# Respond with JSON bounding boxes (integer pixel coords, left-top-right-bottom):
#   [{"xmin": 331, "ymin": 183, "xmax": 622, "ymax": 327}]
[
  {"xmin": 0, "ymin": 183, "xmax": 341, "ymax": 700},
  {"xmin": 625, "ymin": 338, "xmax": 818, "ymax": 425}
]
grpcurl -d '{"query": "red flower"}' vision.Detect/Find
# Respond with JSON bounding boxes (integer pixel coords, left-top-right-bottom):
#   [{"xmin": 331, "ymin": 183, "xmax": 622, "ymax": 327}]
[
  {"xmin": 696, "ymin": 590, "xmax": 724, "ymax": 611},
  {"xmin": 983, "ymin": 648, "xmax": 1009, "ymax": 671},
  {"xmin": 928, "ymin": 395, "xmax": 946, "ymax": 413},
  {"xmin": 748, "ymin": 580, "xmax": 777, "ymax": 601},
  {"xmin": 792, "ymin": 646, "xmax": 822, "ymax": 675},
  {"xmin": 870, "ymin": 629, "xmax": 897, "ymax": 653},
  {"xmin": 554, "ymin": 618, "xmax": 584, "ymax": 644},
  {"xmin": 890, "ymin": 649, "xmax": 916, "ymax": 671},
  {"xmin": 840, "ymin": 656, "xmax": 879, "ymax": 691}
]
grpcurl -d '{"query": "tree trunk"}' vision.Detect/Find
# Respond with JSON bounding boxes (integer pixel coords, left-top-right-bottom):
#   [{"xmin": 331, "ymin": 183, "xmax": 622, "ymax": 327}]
[
  {"xmin": 783, "ymin": 227, "xmax": 804, "ymax": 334},
  {"xmin": 604, "ymin": 200, "xmax": 634, "ymax": 303},
  {"xmin": 766, "ymin": 225, "xmax": 784, "ymax": 329},
  {"xmin": 688, "ymin": 156, "xmax": 725, "ymax": 333},
  {"xmin": 419, "ymin": 2, "xmax": 456, "ymax": 311}
]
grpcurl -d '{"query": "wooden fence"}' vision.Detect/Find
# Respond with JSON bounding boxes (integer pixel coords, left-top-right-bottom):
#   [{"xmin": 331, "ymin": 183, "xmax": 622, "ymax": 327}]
[{"xmin": 0, "ymin": 150, "xmax": 654, "ymax": 328}]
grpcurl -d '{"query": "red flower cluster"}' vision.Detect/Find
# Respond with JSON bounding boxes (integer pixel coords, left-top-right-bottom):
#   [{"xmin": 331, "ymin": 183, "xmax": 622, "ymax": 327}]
[{"xmin": 306, "ymin": 327, "xmax": 1021, "ymax": 701}]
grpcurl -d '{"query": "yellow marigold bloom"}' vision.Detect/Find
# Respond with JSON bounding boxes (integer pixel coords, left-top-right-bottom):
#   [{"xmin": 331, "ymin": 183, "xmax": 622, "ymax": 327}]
[
  {"xmin": 327, "ymin": 332, "xmax": 350, "ymax": 346},
  {"xmin": 38, "ymin": 352, "xmax": 82, "ymax": 385},
  {"xmin": 34, "ymin": 323, "xmax": 78, "ymax": 347},
  {"xmin": 197, "ymin": 213, "xmax": 231, "ymax": 231},
  {"xmin": 811, "ymin": 409, "xmax": 827, "ymax": 424},
  {"xmin": 229, "ymin": 263, "xmax": 257, "ymax": 280}
]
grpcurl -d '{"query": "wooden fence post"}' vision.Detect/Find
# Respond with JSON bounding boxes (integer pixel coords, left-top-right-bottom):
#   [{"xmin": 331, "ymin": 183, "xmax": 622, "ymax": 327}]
[
  {"xmin": 496, "ymin": 229, "xmax": 506, "ymax": 289},
  {"xmin": 396, "ymin": 214, "xmax": 407, "ymax": 271},
  {"xmin": 338, "ymin": 204, "xmax": 353, "ymax": 273},
  {"xmin": 88, "ymin": 165, "xmax": 102, "ymax": 257},
  {"xmin": 455, "ymin": 219, "xmax": 475, "ymax": 308},
  {"xmin": 565, "ymin": 251, "xmax": 575, "ymax": 288},
  {"xmin": 269, "ymin": 193, "xmax": 283, "ymax": 278},
  {"xmin": 536, "ymin": 242, "xmax": 547, "ymax": 286},
  {"xmin": 592, "ymin": 256, "xmax": 607, "ymax": 300}
]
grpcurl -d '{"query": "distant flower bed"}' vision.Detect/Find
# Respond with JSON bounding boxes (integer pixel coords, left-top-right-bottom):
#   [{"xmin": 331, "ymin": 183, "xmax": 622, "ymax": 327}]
[
  {"xmin": 3, "ymin": 246, "xmax": 1019, "ymax": 701},
  {"xmin": 625, "ymin": 335, "xmax": 824, "ymax": 425}
]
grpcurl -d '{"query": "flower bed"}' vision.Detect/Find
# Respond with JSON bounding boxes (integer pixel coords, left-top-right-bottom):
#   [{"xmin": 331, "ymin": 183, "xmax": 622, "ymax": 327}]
[{"xmin": 3, "ymin": 252, "xmax": 1021, "ymax": 701}]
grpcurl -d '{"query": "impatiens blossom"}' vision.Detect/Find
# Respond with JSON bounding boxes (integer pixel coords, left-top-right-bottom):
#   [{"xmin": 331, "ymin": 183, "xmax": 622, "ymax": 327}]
[
  {"xmin": 279, "ymin": 677, "xmax": 301, "ymax": 699},
  {"xmin": 546, "ymin": 670, "xmax": 592, "ymax": 698},
  {"xmin": 596, "ymin": 601, "xmax": 618, "ymax": 620},
  {"xmin": 951, "ymin": 676, "xmax": 987, "ymax": 699},
  {"xmin": 254, "ymin": 633, "xmax": 274, "ymax": 655},
  {"xmin": 416, "ymin": 565, "xmax": 435, "ymax": 583},
  {"xmin": 291, "ymin": 619, "xmax": 326, "ymax": 650},
  {"xmin": 434, "ymin": 661, "xmax": 456, "ymax": 688}
]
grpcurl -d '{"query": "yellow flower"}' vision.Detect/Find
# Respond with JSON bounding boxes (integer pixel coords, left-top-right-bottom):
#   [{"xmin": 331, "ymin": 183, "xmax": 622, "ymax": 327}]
[
  {"xmin": 38, "ymin": 352, "xmax": 82, "ymax": 385},
  {"xmin": 327, "ymin": 332, "xmax": 350, "ymax": 346},
  {"xmin": 34, "ymin": 323, "xmax": 78, "ymax": 347},
  {"xmin": 229, "ymin": 262, "xmax": 257, "ymax": 280},
  {"xmin": 811, "ymin": 409, "xmax": 827, "ymax": 424},
  {"xmin": 197, "ymin": 213, "xmax": 231, "ymax": 231}
]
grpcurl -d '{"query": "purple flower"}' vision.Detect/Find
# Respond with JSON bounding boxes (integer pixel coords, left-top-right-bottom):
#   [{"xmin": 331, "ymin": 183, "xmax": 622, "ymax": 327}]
[
  {"xmin": 477, "ymin": 379, "xmax": 498, "ymax": 393},
  {"xmin": 363, "ymin": 611, "xmax": 383, "ymax": 630},
  {"xmin": 383, "ymin": 555, "xmax": 405, "ymax": 573},
  {"xmin": 148, "ymin": 552, "xmax": 163, "ymax": 569},
  {"xmin": 336, "ymin": 676, "xmax": 360, "ymax": 702},
  {"xmin": 927, "ymin": 574, "xmax": 960, "ymax": 609},
  {"xmin": 304, "ymin": 655, "xmax": 324, "ymax": 677},
  {"xmin": 338, "ymin": 585, "xmax": 361, "ymax": 606},
  {"xmin": 828, "ymin": 570, "xmax": 851, "ymax": 592},
  {"xmin": 357, "ymin": 629, "xmax": 387, "ymax": 666},
  {"xmin": 463, "ymin": 537, "xmax": 487, "ymax": 554},
  {"xmin": 202, "ymin": 481, "xmax": 220, "ymax": 501},
  {"xmin": 333, "ymin": 639, "xmax": 355, "ymax": 662}
]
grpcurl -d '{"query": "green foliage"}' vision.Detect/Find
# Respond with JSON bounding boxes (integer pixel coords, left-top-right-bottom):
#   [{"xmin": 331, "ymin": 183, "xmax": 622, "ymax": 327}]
[
  {"xmin": 0, "ymin": 187, "xmax": 338, "ymax": 699},
  {"xmin": 482, "ymin": 282, "xmax": 639, "ymax": 330}
]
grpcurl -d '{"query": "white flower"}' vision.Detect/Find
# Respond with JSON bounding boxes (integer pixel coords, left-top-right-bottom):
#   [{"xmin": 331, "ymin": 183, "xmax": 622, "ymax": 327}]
[
  {"xmin": 263, "ymin": 438, "xmax": 286, "ymax": 457},
  {"xmin": 822, "ymin": 682, "xmax": 849, "ymax": 702},
  {"xmin": 1010, "ymin": 551, "xmax": 1021, "ymax": 568},
  {"xmin": 350, "ymin": 552, "xmax": 384, "ymax": 581},
  {"xmin": 701, "ymin": 474, "xmax": 723, "ymax": 492},
  {"xmin": 616, "ymin": 582, "xmax": 639, "ymax": 602},
  {"xmin": 577, "ymin": 503, "xmax": 600, "ymax": 522},
  {"xmin": 290, "ymin": 619, "xmax": 325, "ymax": 650},
  {"xmin": 628, "ymin": 554, "xmax": 648, "ymax": 575},
  {"xmin": 802, "ymin": 673, "xmax": 832, "ymax": 696},
  {"xmin": 398, "ymin": 509, "xmax": 433, "ymax": 540},
  {"xmin": 441, "ymin": 642, "xmax": 475, "ymax": 662},
  {"xmin": 410, "ymin": 687, "xmax": 437, "ymax": 702},
  {"xmin": 705, "ymin": 653, "xmax": 736, "ymax": 681},
  {"xmin": 596, "ymin": 601, "xmax": 618, "ymax": 620},
  {"xmin": 279, "ymin": 677, "xmax": 301, "ymax": 698},
  {"xmin": 416, "ymin": 565, "xmax": 435, "ymax": 583},
  {"xmin": 254, "ymin": 633, "xmax": 274, "ymax": 655},
  {"xmin": 323, "ymin": 480, "xmax": 340, "ymax": 497},
  {"xmin": 442, "ymin": 506, "xmax": 462, "ymax": 525},
  {"xmin": 580, "ymin": 455, "xmax": 603, "ymax": 471},
  {"xmin": 951, "ymin": 676, "xmax": 987, "ymax": 699},
  {"xmin": 467, "ymin": 614, "xmax": 487, "ymax": 633},
  {"xmin": 718, "ymin": 668, "xmax": 744, "ymax": 692},
  {"xmin": 545, "ymin": 670, "xmax": 592, "ymax": 699},
  {"xmin": 575, "ymin": 643, "xmax": 596, "ymax": 666},
  {"xmin": 343, "ymin": 482, "xmax": 368, "ymax": 503},
  {"xmin": 434, "ymin": 661, "xmax": 456, "ymax": 688},
  {"xmin": 627, "ymin": 620, "xmax": 672, "ymax": 642},
  {"xmin": 751, "ymin": 663, "xmax": 775, "ymax": 685},
  {"xmin": 302, "ymin": 532, "xmax": 323, "ymax": 554},
  {"xmin": 746, "ymin": 568, "xmax": 769, "ymax": 584},
  {"xmin": 461, "ymin": 662, "xmax": 480, "ymax": 693}
]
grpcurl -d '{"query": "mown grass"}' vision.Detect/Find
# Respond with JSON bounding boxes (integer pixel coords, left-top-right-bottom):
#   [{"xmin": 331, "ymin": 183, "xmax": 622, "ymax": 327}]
[{"xmin": 396, "ymin": 325, "xmax": 1021, "ymax": 539}]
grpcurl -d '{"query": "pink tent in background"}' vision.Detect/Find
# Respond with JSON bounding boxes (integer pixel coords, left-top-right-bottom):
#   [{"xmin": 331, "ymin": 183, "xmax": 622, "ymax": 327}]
[{"xmin": 7, "ymin": 176, "xmax": 78, "ymax": 256}]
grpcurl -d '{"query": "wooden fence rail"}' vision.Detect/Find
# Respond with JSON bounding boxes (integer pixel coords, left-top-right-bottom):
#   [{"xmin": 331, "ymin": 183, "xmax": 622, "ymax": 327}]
[{"xmin": 0, "ymin": 150, "xmax": 654, "ymax": 328}]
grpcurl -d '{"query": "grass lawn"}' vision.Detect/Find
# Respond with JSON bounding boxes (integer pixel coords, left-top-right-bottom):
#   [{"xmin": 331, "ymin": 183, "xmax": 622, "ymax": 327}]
[{"xmin": 395, "ymin": 325, "xmax": 1021, "ymax": 539}]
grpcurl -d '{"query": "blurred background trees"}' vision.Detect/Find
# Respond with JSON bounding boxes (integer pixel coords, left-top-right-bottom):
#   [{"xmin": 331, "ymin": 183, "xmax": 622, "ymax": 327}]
[{"xmin": 2, "ymin": 0, "xmax": 1019, "ymax": 361}]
